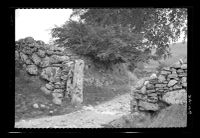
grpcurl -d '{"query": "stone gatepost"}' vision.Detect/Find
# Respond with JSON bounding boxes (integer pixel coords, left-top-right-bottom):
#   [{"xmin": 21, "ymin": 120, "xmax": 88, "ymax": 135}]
[{"xmin": 70, "ymin": 59, "xmax": 85, "ymax": 106}]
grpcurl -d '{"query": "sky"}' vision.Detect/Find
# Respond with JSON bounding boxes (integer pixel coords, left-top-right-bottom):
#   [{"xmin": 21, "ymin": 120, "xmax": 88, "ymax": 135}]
[
  {"xmin": 15, "ymin": 9, "xmax": 75, "ymax": 43},
  {"xmin": 15, "ymin": 9, "xmax": 187, "ymax": 44}
]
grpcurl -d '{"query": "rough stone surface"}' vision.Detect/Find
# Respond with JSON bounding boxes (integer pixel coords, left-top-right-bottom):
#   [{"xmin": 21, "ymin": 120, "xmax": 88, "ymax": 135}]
[
  {"xmin": 31, "ymin": 53, "xmax": 41, "ymax": 65},
  {"xmin": 138, "ymin": 101, "xmax": 159, "ymax": 111},
  {"xmin": 52, "ymin": 97, "xmax": 62, "ymax": 105},
  {"xmin": 26, "ymin": 65, "xmax": 38, "ymax": 75},
  {"xmin": 40, "ymin": 86, "xmax": 52, "ymax": 95},
  {"xmin": 162, "ymin": 89, "xmax": 187, "ymax": 104},
  {"xmin": 168, "ymin": 80, "xmax": 178, "ymax": 87},
  {"xmin": 45, "ymin": 83, "xmax": 54, "ymax": 90},
  {"xmin": 181, "ymin": 64, "xmax": 187, "ymax": 69},
  {"xmin": 158, "ymin": 75, "xmax": 166, "ymax": 83},
  {"xmin": 40, "ymin": 67, "xmax": 61, "ymax": 82},
  {"xmin": 71, "ymin": 60, "xmax": 85, "ymax": 105}
]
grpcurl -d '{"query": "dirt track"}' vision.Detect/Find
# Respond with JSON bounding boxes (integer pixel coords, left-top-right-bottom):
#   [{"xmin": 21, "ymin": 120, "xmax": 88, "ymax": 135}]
[{"xmin": 15, "ymin": 93, "xmax": 131, "ymax": 128}]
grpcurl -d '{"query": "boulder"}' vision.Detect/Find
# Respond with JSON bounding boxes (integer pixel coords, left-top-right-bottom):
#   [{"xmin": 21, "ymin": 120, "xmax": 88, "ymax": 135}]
[
  {"xmin": 162, "ymin": 89, "xmax": 187, "ymax": 104},
  {"xmin": 135, "ymin": 78, "xmax": 146, "ymax": 90},
  {"xmin": 26, "ymin": 65, "xmax": 38, "ymax": 75},
  {"xmin": 182, "ymin": 83, "xmax": 187, "ymax": 87},
  {"xmin": 168, "ymin": 79, "xmax": 178, "ymax": 87},
  {"xmin": 40, "ymin": 86, "xmax": 52, "ymax": 95},
  {"xmin": 31, "ymin": 53, "xmax": 41, "ymax": 65},
  {"xmin": 138, "ymin": 101, "xmax": 159, "ymax": 111},
  {"xmin": 172, "ymin": 61, "xmax": 181, "ymax": 68},
  {"xmin": 181, "ymin": 64, "xmax": 187, "ymax": 69},
  {"xmin": 146, "ymin": 83, "xmax": 154, "ymax": 90}
]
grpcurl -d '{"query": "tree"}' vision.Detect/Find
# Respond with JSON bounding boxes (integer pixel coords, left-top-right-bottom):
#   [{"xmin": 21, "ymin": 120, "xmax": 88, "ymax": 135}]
[{"xmin": 51, "ymin": 8, "xmax": 187, "ymax": 70}]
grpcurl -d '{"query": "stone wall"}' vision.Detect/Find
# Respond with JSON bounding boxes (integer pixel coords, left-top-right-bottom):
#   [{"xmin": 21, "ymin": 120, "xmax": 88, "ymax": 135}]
[
  {"xmin": 15, "ymin": 37, "xmax": 84, "ymax": 105},
  {"xmin": 130, "ymin": 58, "xmax": 187, "ymax": 113}
]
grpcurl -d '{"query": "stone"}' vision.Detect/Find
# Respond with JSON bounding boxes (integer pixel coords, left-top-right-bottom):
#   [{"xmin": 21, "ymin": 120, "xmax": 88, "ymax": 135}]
[
  {"xmin": 182, "ymin": 83, "xmax": 187, "ymax": 87},
  {"xmin": 168, "ymin": 79, "xmax": 178, "ymax": 87},
  {"xmin": 172, "ymin": 61, "xmax": 182, "ymax": 68},
  {"xmin": 138, "ymin": 101, "xmax": 159, "ymax": 111},
  {"xmin": 37, "ymin": 49, "xmax": 46, "ymax": 58},
  {"xmin": 181, "ymin": 77, "xmax": 187, "ymax": 83},
  {"xmin": 39, "ymin": 57, "xmax": 50, "ymax": 67},
  {"xmin": 162, "ymin": 89, "xmax": 187, "ymax": 104},
  {"xmin": 71, "ymin": 60, "xmax": 85, "ymax": 105},
  {"xmin": 182, "ymin": 57, "xmax": 187, "ymax": 64},
  {"xmin": 40, "ymin": 67, "xmax": 61, "ymax": 82},
  {"xmin": 45, "ymin": 83, "xmax": 54, "ymax": 90},
  {"xmin": 40, "ymin": 86, "xmax": 52, "ymax": 95},
  {"xmin": 158, "ymin": 75, "xmax": 166, "ymax": 83},
  {"xmin": 160, "ymin": 70, "xmax": 171, "ymax": 75},
  {"xmin": 146, "ymin": 83, "xmax": 154, "ymax": 90},
  {"xmin": 19, "ymin": 52, "xmax": 32, "ymax": 64},
  {"xmin": 52, "ymin": 92, "xmax": 63, "ymax": 98},
  {"xmin": 53, "ymin": 89, "xmax": 64, "ymax": 93},
  {"xmin": 144, "ymin": 81, "xmax": 149, "ymax": 86},
  {"xmin": 26, "ymin": 65, "xmax": 38, "ymax": 75},
  {"xmin": 150, "ymin": 73, "xmax": 157, "ymax": 79},
  {"xmin": 173, "ymin": 84, "xmax": 182, "ymax": 90},
  {"xmin": 177, "ymin": 69, "xmax": 184, "ymax": 73},
  {"xmin": 181, "ymin": 64, "xmax": 187, "ymax": 69},
  {"xmin": 40, "ymin": 104, "xmax": 46, "ymax": 108},
  {"xmin": 49, "ymin": 55, "xmax": 69, "ymax": 64},
  {"xmin": 162, "ymin": 67, "xmax": 171, "ymax": 71},
  {"xmin": 178, "ymin": 73, "xmax": 187, "ymax": 77},
  {"xmin": 155, "ymin": 83, "xmax": 167, "ymax": 88},
  {"xmin": 140, "ymin": 86, "xmax": 146, "ymax": 94},
  {"xmin": 52, "ymin": 97, "xmax": 62, "ymax": 105},
  {"xmin": 135, "ymin": 78, "xmax": 146, "ymax": 90},
  {"xmin": 31, "ymin": 53, "xmax": 41, "ymax": 65},
  {"xmin": 15, "ymin": 51, "xmax": 19, "ymax": 61},
  {"xmin": 168, "ymin": 73, "xmax": 178, "ymax": 79},
  {"xmin": 148, "ymin": 92, "xmax": 157, "ymax": 97},
  {"xmin": 146, "ymin": 89, "xmax": 156, "ymax": 93},
  {"xmin": 33, "ymin": 103, "xmax": 39, "ymax": 109},
  {"xmin": 61, "ymin": 75, "xmax": 68, "ymax": 80}
]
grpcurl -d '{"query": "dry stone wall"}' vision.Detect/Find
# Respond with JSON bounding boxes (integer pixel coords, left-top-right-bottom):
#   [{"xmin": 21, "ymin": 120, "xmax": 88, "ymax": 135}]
[
  {"xmin": 15, "ymin": 37, "xmax": 84, "ymax": 105},
  {"xmin": 131, "ymin": 58, "xmax": 187, "ymax": 113}
]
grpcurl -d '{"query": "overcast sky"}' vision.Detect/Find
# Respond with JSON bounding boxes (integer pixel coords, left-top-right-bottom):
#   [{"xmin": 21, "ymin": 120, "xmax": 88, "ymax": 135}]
[
  {"xmin": 15, "ymin": 9, "xmax": 187, "ymax": 44},
  {"xmin": 15, "ymin": 9, "xmax": 74, "ymax": 43}
]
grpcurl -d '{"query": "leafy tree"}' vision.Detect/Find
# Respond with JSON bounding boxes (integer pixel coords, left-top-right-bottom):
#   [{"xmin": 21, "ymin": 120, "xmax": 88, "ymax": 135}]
[{"xmin": 51, "ymin": 8, "xmax": 187, "ymax": 70}]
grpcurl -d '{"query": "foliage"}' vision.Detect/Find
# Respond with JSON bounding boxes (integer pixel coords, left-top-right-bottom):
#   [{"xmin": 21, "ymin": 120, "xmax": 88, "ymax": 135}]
[{"xmin": 51, "ymin": 8, "xmax": 187, "ymax": 70}]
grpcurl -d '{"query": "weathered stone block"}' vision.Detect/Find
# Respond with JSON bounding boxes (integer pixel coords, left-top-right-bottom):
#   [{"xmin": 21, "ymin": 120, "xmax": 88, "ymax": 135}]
[
  {"xmin": 168, "ymin": 73, "xmax": 178, "ymax": 79},
  {"xmin": 53, "ymin": 89, "xmax": 64, "ymax": 93},
  {"xmin": 40, "ymin": 67, "xmax": 61, "ymax": 82},
  {"xmin": 158, "ymin": 75, "xmax": 166, "ymax": 82},
  {"xmin": 162, "ymin": 89, "xmax": 187, "ymax": 104},
  {"xmin": 26, "ymin": 65, "xmax": 38, "ymax": 75},
  {"xmin": 160, "ymin": 70, "xmax": 171, "ymax": 75},
  {"xmin": 41, "ymin": 86, "xmax": 52, "ymax": 95},
  {"xmin": 168, "ymin": 79, "xmax": 178, "ymax": 87},
  {"xmin": 173, "ymin": 84, "xmax": 182, "ymax": 90},
  {"xmin": 146, "ymin": 89, "xmax": 156, "ymax": 93},
  {"xmin": 37, "ymin": 49, "xmax": 46, "ymax": 58},
  {"xmin": 181, "ymin": 64, "xmax": 187, "ymax": 69},
  {"xmin": 31, "ymin": 53, "xmax": 41, "ymax": 65},
  {"xmin": 177, "ymin": 69, "xmax": 184, "ymax": 73},
  {"xmin": 155, "ymin": 83, "xmax": 167, "ymax": 88},
  {"xmin": 45, "ymin": 83, "xmax": 54, "ymax": 90}
]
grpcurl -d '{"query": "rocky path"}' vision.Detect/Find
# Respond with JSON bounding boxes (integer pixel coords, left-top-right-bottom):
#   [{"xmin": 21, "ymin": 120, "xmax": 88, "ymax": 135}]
[{"xmin": 15, "ymin": 93, "xmax": 131, "ymax": 128}]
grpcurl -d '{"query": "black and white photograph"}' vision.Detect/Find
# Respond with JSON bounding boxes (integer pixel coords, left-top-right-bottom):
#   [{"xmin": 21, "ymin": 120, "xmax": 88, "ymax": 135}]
[{"xmin": 13, "ymin": 8, "xmax": 188, "ymax": 129}]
